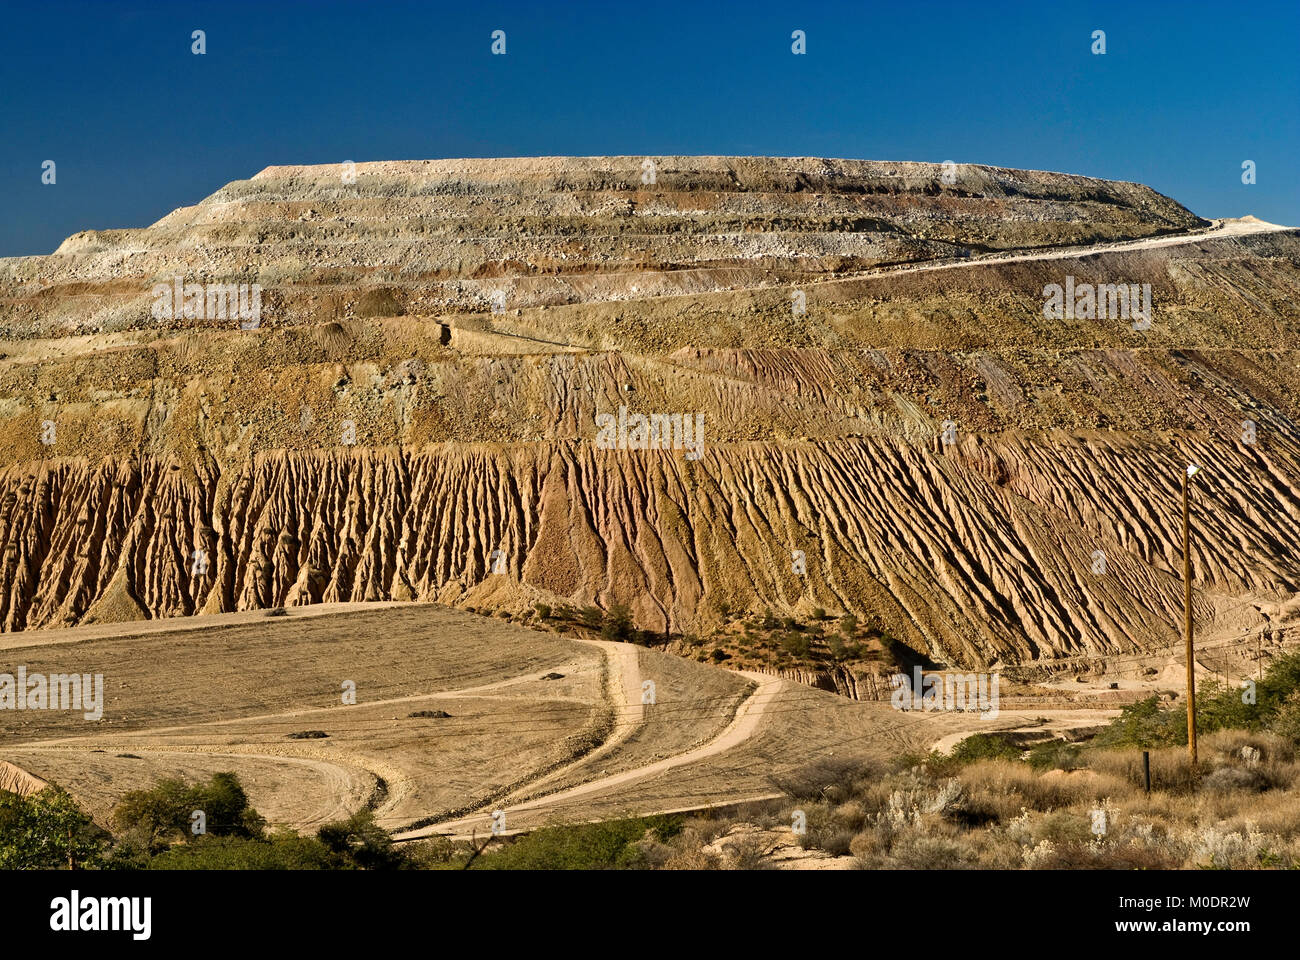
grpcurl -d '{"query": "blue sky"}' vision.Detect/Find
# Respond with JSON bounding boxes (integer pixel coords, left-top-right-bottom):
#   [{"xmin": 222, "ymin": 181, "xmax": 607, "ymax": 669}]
[{"xmin": 2, "ymin": 0, "xmax": 1296, "ymax": 256}]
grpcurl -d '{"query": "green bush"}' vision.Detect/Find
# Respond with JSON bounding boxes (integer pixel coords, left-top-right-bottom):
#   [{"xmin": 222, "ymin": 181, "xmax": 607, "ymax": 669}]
[
  {"xmin": 949, "ymin": 734, "xmax": 1021, "ymax": 763},
  {"xmin": 1092, "ymin": 695, "xmax": 1186, "ymax": 749},
  {"xmin": 1095, "ymin": 652, "xmax": 1300, "ymax": 749},
  {"xmin": 149, "ymin": 833, "xmax": 339, "ymax": 870},
  {"xmin": 472, "ymin": 816, "xmax": 682, "ymax": 870},
  {"xmin": 601, "ymin": 603, "xmax": 634, "ymax": 642},
  {"xmin": 781, "ymin": 633, "xmax": 811, "ymax": 658},
  {"xmin": 0, "ymin": 787, "xmax": 105, "ymax": 869},
  {"xmin": 317, "ymin": 809, "xmax": 408, "ymax": 870},
  {"xmin": 1268, "ymin": 691, "xmax": 1300, "ymax": 744},
  {"xmin": 1026, "ymin": 739, "xmax": 1083, "ymax": 771},
  {"xmin": 112, "ymin": 771, "xmax": 266, "ymax": 852}
]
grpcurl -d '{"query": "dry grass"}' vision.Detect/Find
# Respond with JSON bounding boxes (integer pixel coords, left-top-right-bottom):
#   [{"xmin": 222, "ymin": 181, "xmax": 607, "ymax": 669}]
[{"xmin": 645, "ymin": 728, "xmax": 1300, "ymax": 869}]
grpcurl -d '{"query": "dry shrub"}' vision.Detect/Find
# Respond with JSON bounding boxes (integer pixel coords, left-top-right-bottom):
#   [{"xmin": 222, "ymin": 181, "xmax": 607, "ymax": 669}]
[
  {"xmin": 1203, "ymin": 729, "xmax": 1294, "ymax": 764},
  {"xmin": 1200, "ymin": 765, "xmax": 1273, "ymax": 793},
  {"xmin": 751, "ymin": 728, "xmax": 1300, "ymax": 870},
  {"xmin": 772, "ymin": 756, "xmax": 873, "ymax": 803},
  {"xmin": 960, "ymin": 759, "xmax": 1125, "ymax": 810},
  {"xmin": 832, "ymin": 800, "xmax": 867, "ymax": 831},
  {"xmin": 849, "ymin": 828, "xmax": 883, "ymax": 865},
  {"xmin": 1025, "ymin": 839, "xmax": 1180, "ymax": 870},
  {"xmin": 889, "ymin": 835, "xmax": 974, "ymax": 870},
  {"xmin": 1216, "ymin": 792, "xmax": 1300, "ymax": 838},
  {"xmin": 657, "ymin": 827, "xmax": 721, "ymax": 870},
  {"xmin": 719, "ymin": 835, "xmax": 773, "ymax": 870},
  {"xmin": 1012, "ymin": 809, "xmax": 1094, "ymax": 847},
  {"xmin": 1084, "ymin": 746, "xmax": 1199, "ymax": 794}
]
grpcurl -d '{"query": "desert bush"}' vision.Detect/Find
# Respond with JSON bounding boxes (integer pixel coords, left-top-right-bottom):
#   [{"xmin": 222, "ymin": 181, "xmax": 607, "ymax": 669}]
[
  {"xmin": 1092, "ymin": 695, "xmax": 1185, "ymax": 748},
  {"xmin": 1185, "ymin": 824, "xmax": 1270, "ymax": 870},
  {"xmin": 148, "ymin": 832, "xmax": 337, "ymax": 870},
  {"xmin": 1085, "ymin": 746, "xmax": 1200, "ymax": 795},
  {"xmin": 880, "ymin": 776, "xmax": 964, "ymax": 829},
  {"xmin": 818, "ymin": 828, "xmax": 855, "ymax": 857},
  {"xmin": 1026, "ymin": 739, "xmax": 1083, "ymax": 771},
  {"xmin": 317, "ymin": 809, "xmax": 408, "ymax": 870},
  {"xmin": 656, "ymin": 827, "xmax": 722, "ymax": 870},
  {"xmin": 601, "ymin": 603, "xmax": 634, "ymax": 642},
  {"xmin": 1199, "ymin": 764, "xmax": 1274, "ymax": 794},
  {"xmin": 1096, "ymin": 652, "xmax": 1300, "ymax": 750},
  {"xmin": 960, "ymin": 760, "xmax": 1125, "ymax": 810},
  {"xmin": 849, "ymin": 828, "xmax": 883, "ymax": 864},
  {"xmin": 403, "ymin": 835, "xmax": 459, "ymax": 867},
  {"xmin": 474, "ymin": 815, "xmax": 682, "ymax": 870},
  {"xmin": 1203, "ymin": 728, "xmax": 1293, "ymax": 764},
  {"xmin": 781, "ymin": 632, "xmax": 811, "ymax": 658},
  {"xmin": 1022, "ymin": 837, "xmax": 1180, "ymax": 870},
  {"xmin": 831, "ymin": 801, "xmax": 868, "ymax": 831},
  {"xmin": 1268, "ymin": 691, "xmax": 1300, "ymax": 744},
  {"xmin": 950, "ymin": 734, "xmax": 1021, "ymax": 764},
  {"xmin": 889, "ymin": 834, "xmax": 972, "ymax": 869},
  {"xmin": 772, "ymin": 757, "xmax": 870, "ymax": 802}
]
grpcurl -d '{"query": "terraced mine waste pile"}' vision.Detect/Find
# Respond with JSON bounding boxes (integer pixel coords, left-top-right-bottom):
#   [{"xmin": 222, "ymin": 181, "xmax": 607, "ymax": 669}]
[{"xmin": 2, "ymin": 156, "xmax": 1299, "ymax": 692}]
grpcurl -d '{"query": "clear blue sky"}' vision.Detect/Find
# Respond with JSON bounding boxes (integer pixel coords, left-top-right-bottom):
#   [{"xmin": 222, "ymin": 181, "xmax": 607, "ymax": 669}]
[{"xmin": 2, "ymin": 0, "xmax": 1297, "ymax": 257}]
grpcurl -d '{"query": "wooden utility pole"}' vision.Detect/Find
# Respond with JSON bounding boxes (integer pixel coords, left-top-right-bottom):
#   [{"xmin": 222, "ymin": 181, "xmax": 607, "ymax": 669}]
[{"xmin": 1182, "ymin": 467, "xmax": 1198, "ymax": 767}]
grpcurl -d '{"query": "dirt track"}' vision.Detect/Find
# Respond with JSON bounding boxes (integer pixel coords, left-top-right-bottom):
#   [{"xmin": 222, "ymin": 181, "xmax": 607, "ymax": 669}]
[{"xmin": 395, "ymin": 669, "xmax": 782, "ymax": 840}]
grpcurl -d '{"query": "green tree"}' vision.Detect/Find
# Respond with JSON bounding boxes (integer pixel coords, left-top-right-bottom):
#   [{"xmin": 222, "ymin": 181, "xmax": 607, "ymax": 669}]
[
  {"xmin": 601, "ymin": 603, "xmax": 634, "ymax": 642},
  {"xmin": 112, "ymin": 771, "xmax": 265, "ymax": 853},
  {"xmin": 0, "ymin": 787, "xmax": 104, "ymax": 869},
  {"xmin": 317, "ymin": 809, "xmax": 408, "ymax": 870}
]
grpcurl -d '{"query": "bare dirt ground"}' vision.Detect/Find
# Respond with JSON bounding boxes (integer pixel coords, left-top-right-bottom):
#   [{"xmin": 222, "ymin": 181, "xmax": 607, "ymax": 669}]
[{"xmin": 0, "ymin": 602, "xmax": 1094, "ymax": 836}]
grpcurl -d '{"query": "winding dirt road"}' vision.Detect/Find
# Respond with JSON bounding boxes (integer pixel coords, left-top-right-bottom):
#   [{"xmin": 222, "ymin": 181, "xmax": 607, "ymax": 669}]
[{"xmin": 394, "ymin": 668, "xmax": 781, "ymax": 841}]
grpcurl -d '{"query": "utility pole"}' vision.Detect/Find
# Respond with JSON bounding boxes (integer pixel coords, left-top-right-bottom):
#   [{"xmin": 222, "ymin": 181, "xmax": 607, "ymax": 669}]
[{"xmin": 1182, "ymin": 464, "xmax": 1200, "ymax": 767}]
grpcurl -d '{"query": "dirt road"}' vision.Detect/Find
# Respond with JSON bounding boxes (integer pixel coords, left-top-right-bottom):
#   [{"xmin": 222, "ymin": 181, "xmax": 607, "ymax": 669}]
[{"xmin": 394, "ymin": 670, "xmax": 781, "ymax": 841}]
